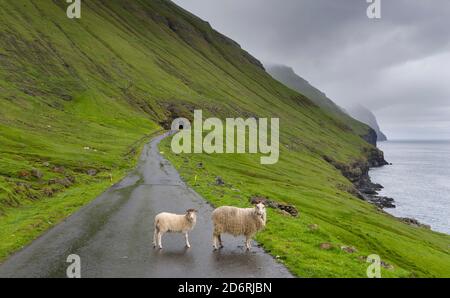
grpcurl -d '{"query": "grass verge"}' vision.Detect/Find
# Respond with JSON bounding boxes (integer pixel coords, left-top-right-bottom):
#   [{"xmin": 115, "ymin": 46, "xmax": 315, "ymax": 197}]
[{"xmin": 161, "ymin": 135, "xmax": 450, "ymax": 278}]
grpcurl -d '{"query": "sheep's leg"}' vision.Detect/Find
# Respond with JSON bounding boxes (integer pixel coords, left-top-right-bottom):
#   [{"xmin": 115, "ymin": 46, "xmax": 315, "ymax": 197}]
[
  {"xmin": 185, "ymin": 232, "xmax": 191, "ymax": 248},
  {"xmin": 218, "ymin": 234, "xmax": 224, "ymax": 248},
  {"xmin": 152, "ymin": 228, "xmax": 157, "ymax": 248},
  {"xmin": 245, "ymin": 237, "xmax": 252, "ymax": 251},
  {"xmin": 212, "ymin": 233, "xmax": 219, "ymax": 250},
  {"xmin": 157, "ymin": 232, "xmax": 163, "ymax": 249}
]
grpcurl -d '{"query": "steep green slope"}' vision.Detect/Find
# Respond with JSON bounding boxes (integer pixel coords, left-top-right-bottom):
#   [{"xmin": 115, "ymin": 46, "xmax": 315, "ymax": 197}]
[{"xmin": 0, "ymin": 0, "xmax": 448, "ymax": 276}]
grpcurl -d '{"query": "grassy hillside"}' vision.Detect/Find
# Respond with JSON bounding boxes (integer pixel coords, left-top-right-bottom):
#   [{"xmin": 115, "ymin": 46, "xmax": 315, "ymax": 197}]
[
  {"xmin": 0, "ymin": 0, "xmax": 448, "ymax": 276},
  {"xmin": 161, "ymin": 138, "xmax": 450, "ymax": 277}
]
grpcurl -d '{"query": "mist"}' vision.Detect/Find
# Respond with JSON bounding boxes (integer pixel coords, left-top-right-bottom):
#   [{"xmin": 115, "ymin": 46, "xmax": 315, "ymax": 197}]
[{"xmin": 172, "ymin": 0, "xmax": 450, "ymax": 140}]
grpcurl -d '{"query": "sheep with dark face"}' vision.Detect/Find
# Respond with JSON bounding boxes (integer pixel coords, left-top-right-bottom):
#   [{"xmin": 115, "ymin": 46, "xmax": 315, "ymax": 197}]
[
  {"xmin": 212, "ymin": 202, "xmax": 267, "ymax": 251},
  {"xmin": 153, "ymin": 209, "xmax": 197, "ymax": 249}
]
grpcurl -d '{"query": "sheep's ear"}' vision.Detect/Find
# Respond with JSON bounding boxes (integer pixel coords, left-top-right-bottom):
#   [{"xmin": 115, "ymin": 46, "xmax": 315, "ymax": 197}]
[{"xmin": 258, "ymin": 200, "xmax": 268, "ymax": 206}]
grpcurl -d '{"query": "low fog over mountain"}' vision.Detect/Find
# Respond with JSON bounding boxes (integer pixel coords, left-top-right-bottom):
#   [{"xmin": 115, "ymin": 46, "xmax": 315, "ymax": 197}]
[
  {"xmin": 173, "ymin": 0, "xmax": 450, "ymax": 140},
  {"xmin": 346, "ymin": 105, "xmax": 388, "ymax": 142},
  {"xmin": 267, "ymin": 64, "xmax": 387, "ymax": 142}
]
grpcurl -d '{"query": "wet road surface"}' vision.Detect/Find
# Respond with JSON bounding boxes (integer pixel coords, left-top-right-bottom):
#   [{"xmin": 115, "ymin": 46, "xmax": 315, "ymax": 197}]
[{"xmin": 0, "ymin": 132, "xmax": 293, "ymax": 278}]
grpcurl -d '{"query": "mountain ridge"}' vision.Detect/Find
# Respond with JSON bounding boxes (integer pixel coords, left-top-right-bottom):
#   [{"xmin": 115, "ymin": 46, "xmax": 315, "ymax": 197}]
[{"xmin": 266, "ymin": 64, "xmax": 388, "ymax": 143}]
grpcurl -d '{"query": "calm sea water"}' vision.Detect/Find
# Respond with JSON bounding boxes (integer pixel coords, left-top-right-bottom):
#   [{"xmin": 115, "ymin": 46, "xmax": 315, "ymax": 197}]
[{"xmin": 370, "ymin": 140, "xmax": 450, "ymax": 234}]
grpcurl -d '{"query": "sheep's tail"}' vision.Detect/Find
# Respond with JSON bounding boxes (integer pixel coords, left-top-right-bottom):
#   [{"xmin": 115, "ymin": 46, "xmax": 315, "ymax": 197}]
[{"xmin": 154, "ymin": 217, "xmax": 160, "ymax": 230}]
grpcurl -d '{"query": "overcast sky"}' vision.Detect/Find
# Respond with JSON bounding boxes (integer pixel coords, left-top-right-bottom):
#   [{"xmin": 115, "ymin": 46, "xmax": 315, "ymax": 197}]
[{"xmin": 173, "ymin": 0, "xmax": 450, "ymax": 140}]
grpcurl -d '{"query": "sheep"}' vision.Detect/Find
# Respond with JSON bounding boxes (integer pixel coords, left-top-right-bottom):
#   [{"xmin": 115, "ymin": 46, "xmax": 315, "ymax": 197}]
[
  {"xmin": 212, "ymin": 202, "xmax": 266, "ymax": 251},
  {"xmin": 153, "ymin": 209, "xmax": 197, "ymax": 249}
]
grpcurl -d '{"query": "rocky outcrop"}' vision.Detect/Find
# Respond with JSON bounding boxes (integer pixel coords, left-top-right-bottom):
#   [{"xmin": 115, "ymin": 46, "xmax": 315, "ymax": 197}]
[
  {"xmin": 367, "ymin": 196, "xmax": 396, "ymax": 209},
  {"xmin": 324, "ymin": 146, "xmax": 392, "ymax": 208},
  {"xmin": 361, "ymin": 128, "xmax": 378, "ymax": 147},
  {"xmin": 364, "ymin": 146, "xmax": 389, "ymax": 168},
  {"xmin": 326, "ymin": 145, "xmax": 433, "ymax": 230},
  {"xmin": 400, "ymin": 218, "xmax": 431, "ymax": 229}
]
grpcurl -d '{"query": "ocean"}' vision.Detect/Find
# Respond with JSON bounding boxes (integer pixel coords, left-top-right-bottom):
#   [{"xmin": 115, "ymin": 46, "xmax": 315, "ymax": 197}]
[{"xmin": 369, "ymin": 140, "xmax": 450, "ymax": 234}]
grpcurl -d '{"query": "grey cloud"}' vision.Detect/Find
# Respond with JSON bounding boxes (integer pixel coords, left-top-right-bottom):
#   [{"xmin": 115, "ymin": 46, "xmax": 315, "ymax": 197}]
[{"xmin": 173, "ymin": 0, "xmax": 450, "ymax": 139}]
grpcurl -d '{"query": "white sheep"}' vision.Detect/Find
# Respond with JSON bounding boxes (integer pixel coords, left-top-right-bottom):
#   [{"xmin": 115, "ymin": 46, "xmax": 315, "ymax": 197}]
[
  {"xmin": 153, "ymin": 209, "xmax": 197, "ymax": 249},
  {"xmin": 212, "ymin": 202, "xmax": 266, "ymax": 251}
]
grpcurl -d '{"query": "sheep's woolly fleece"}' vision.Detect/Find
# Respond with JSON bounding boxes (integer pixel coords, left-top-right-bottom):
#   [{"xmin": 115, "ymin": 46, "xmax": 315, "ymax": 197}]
[
  {"xmin": 212, "ymin": 206, "xmax": 266, "ymax": 237},
  {"xmin": 154, "ymin": 212, "xmax": 197, "ymax": 233}
]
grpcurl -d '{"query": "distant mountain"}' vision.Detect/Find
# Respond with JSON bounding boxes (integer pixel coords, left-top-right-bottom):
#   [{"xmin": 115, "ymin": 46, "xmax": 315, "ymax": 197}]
[
  {"xmin": 266, "ymin": 64, "xmax": 377, "ymax": 144},
  {"xmin": 266, "ymin": 65, "xmax": 344, "ymax": 115},
  {"xmin": 345, "ymin": 105, "xmax": 388, "ymax": 142}
]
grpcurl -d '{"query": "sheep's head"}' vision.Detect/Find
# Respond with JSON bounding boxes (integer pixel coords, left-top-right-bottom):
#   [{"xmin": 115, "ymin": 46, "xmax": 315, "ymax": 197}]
[
  {"xmin": 185, "ymin": 209, "xmax": 197, "ymax": 222},
  {"xmin": 253, "ymin": 202, "xmax": 266, "ymax": 221}
]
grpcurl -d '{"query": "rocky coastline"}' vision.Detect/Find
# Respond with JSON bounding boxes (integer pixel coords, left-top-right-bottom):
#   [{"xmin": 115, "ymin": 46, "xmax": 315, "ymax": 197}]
[
  {"xmin": 355, "ymin": 148, "xmax": 396, "ymax": 209},
  {"xmin": 323, "ymin": 146, "xmax": 394, "ymax": 209},
  {"xmin": 325, "ymin": 142, "xmax": 431, "ymax": 229}
]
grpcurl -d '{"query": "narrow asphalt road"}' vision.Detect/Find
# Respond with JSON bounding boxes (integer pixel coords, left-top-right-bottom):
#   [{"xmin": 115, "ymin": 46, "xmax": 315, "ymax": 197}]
[{"xmin": 0, "ymin": 132, "xmax": 293, "ymax": 278}]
